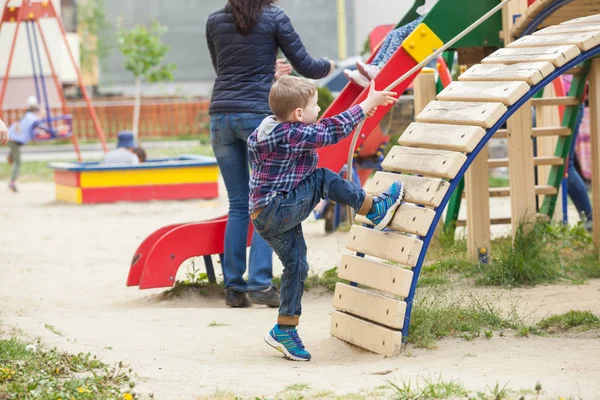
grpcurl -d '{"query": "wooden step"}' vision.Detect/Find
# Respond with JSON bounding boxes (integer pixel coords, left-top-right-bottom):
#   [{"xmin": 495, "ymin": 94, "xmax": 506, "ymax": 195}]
[
  {"xmin": 458, "ymin": 62, "xmax": 554, "ymax": 85},
  {"xmin": 337, "ymin": 254, "xmax": 413, "ymax": 297},
  {"xmin": 398, "ymin": 122, "xmax": 486, "ymax": 152},
  {"xmin": 333, "ymin": 283, "xmax": 407, "ymax": 329},
  {"xmin": 489, "ymin": 185, "xmax": 558, "ymax": 197},
  {"xmin": 494, "ymin": 128, "xmax": 509, "ymax": 139},
  {"xmin": 330, "ymin": 310, "xmax": 403, "ymax": 357},
  {"xmin": 488, "ymin": 156, "xmax": 564, "ymax": 169},
  {"xmin": 481, "ymin": 45, "xmax": 581, "ymax": 67},
  {"xmin": 366, "ymin": 172, "xmax": 450, "ymax": 208},
  {"xmin": 533, "ymin": 23, "xmax": 600, "ymax": 35},
  {"xmin": 566, "ymin": 66, "xmax": 585, "ymax": 76},
  {"xmin": 355, "ymin": 203, "xmax": 435, "ymax": 237},
  {"xmin": 455, "ymin": 217, "xmax": 512, "ymax": 227},
  {"xmin": 382, "ymin": 146, "xmax": 467, "ymax": 179},
  {"xmin": 437, "ymin": 81, "xmax": 530, "ymax": 106},
  {"xmin": 346, "ymin": 225, "xmax": 423, "ymax": 267},
  {"xmin": 532, "ymin": 126, "xmax": 572, "ymax": 137},
  {"xmin": 416, "ymin": 100, "xmax": 507, "ymax": 128},
  {"xmin": 531, "ymin": 96, "xmax": 579, "ymax": 107},
  {"xmin": 561, "ymin": 15, "xmax": 600, "ymax": 25},
  {"xmin": 507, "ymin": 31, "xmax": 600, "ymax": 52}
]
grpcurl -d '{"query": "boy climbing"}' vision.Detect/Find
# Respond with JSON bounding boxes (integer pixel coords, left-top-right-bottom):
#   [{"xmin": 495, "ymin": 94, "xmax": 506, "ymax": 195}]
[{"xmin": 248, "ymin": 75, "xmax": 403, "ymax": 361}]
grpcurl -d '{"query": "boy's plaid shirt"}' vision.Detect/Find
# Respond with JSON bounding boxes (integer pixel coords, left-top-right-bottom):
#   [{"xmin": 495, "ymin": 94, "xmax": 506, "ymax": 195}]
[{"xmin": 248, "ymin": 105, "xmax": 364, "ymax": 213}]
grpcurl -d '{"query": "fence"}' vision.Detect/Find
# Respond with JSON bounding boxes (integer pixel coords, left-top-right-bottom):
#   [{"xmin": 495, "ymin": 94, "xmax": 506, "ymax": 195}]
[{"xmin": 2, "ymin": 99, "xmax": 210, "ymax": 141}]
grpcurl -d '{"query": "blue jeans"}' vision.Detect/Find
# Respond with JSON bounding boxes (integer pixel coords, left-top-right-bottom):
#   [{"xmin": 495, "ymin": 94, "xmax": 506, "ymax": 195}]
[
  {"xmin": 252, "ymin": 168, "xmax": 366, "ymax": 322},
  {"xmin": 210, "ymin": 113, "xmax": 273, "ymax": 292},
  {"xmin": 567, "ymin": 104, "xmax": 593, "ymax": 221}
]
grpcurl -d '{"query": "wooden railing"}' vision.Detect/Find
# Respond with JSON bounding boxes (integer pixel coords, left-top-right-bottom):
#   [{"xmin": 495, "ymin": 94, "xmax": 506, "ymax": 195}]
[{"xmin": 2, "ymin": 99, "xmax": 210, "ymax": 140}]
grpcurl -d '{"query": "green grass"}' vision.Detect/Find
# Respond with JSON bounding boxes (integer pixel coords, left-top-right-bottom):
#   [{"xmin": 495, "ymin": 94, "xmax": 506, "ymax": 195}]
[
  {"xmin": 537, "ymin": 310, "xmax": 600, "ymax": 333},
  {"xmin": 273, "ymin": 267, "xmax": 344, "ymax": 293},
  {"xmin": 389, "ymin": 376, "xmax": 467, "ymax": 398},
  {"xmin": 207, "ymin": 321, "xmax": 230, "ymax": 328},
  {"xmin": 0, "ymin": 335, "xmax": 134, "ymax": 399},
  {"xmin": 489, "ymin": 175, "xmax": 510, "ymax": 188},
  {"xmin": 408, "ymin": 288, "xmax": 523, "ymax": 349},
  {"xmin": 43, "ymin": 324, "xmax": 64, "ymax": 337}
]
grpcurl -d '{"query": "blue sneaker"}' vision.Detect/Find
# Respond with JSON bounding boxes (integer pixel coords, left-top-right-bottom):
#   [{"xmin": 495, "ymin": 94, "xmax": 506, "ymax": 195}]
[
  {"xmin": 366, "ymin": 181, "xmax": 404, "ymax": 230},
  {"xmin": 264, "ymin": 325, "xmax": 311, "ymax": 361}
]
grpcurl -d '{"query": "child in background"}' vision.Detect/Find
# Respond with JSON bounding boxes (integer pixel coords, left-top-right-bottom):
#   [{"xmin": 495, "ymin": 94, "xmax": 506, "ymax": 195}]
[
  {"xmin": 248, "ymin": 76, "xmax": 403, "ymax": 361},
  {"xmin": 6, "ymin": 97, "xmax": 47, "ymax": 192},
  {"xmin": 101, "ymin": 131, "xmax": 141, "ymax": 165}
]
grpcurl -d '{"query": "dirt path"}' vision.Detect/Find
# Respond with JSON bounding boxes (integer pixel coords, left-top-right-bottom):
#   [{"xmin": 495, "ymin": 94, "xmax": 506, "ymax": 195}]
[{"xmin": 1, "ymin": 182, "xmax": 599, "ymax": 399}]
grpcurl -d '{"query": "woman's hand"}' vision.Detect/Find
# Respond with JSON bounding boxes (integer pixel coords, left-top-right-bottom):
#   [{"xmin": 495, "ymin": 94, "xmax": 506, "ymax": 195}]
[
  {"xmin": 0, "ymin": 119, "xmax": 8, "ymax": 145},
  {"xmin": 274, "ymin": 58, "xmax": 293, "ymax": 80}
]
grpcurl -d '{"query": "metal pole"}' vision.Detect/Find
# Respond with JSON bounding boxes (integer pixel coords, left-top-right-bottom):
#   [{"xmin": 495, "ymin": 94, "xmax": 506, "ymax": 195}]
[
  {"xmin": 25, "ymin": 22, "xmax": 41, "ymax": 104},
  {"xmin": 31, "ymin": 20, "xmax": 52, "ymax": 128},
  {"xmin": 346, "ymin": 0, "xmax": 515, "ymax": 224}
]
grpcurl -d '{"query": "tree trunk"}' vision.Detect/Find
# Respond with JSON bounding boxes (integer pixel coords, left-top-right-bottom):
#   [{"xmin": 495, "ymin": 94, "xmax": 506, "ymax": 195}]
[{"xmin": 132, "ymin": 77, "xmax": 141, "ymax": 138}]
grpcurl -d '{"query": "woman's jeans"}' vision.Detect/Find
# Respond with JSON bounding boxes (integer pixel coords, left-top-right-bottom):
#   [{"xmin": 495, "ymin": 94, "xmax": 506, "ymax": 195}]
[
  {"xmin": 210, "ymin": 113, "xmax": 273, "ymax": 292},
  {"xmin": 252, "ymin": 168, "xmax": 366, "ymax": 322},
  {"xmin": 567, "ymin": 104, "xmax": 593, "ymax": 221}
]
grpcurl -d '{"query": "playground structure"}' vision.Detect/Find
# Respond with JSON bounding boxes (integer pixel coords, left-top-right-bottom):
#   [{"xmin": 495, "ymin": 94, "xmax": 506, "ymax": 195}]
[
  {"xmin": 0, "ymin": 0, "xmax": 108, "ymax": 159},
  {"xmin": 128, "ymin": 0, "xmax": 600, "ymax": 356},
  {"xmin": 49, "ymin": 155, "xmax": 219, "ymax": 204}
]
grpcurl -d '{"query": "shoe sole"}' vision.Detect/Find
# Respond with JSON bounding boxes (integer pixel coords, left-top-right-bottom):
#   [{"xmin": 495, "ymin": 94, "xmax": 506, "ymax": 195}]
[
  {"xmin": 264, "ymin": 333, "xmax": 310, "ymax": 362},
  {"xmin": 248, "ymin": 297, "xmax": 279, "ymax": 308},
  {"xmin": 373, "ymin": 183, "xmax": 404, "ymax": 231}
]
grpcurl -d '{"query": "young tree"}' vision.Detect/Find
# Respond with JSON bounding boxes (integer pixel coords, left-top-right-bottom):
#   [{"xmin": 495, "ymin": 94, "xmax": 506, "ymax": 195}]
[{"xmin": 117, "ymin": 20, "xmax": 176, "ymax": 138}]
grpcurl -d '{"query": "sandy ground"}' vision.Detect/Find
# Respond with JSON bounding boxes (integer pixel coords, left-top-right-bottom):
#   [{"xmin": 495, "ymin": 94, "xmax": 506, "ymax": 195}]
[{"xmin": 1, "ymin": 180, "xmax": 600, "ymax": 399}]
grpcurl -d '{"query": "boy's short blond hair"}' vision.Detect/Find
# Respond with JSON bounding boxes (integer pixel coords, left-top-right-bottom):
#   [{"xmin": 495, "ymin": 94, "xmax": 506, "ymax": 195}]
[{"xmin": 269, "ymin": 75, "xmax": 317, "ymax": 120}]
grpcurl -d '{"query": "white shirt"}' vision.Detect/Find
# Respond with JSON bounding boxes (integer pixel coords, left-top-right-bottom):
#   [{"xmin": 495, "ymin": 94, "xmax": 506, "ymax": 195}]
[{"xmin": 100, "ymin": 148, "xmax": 139, "ymax": 165}]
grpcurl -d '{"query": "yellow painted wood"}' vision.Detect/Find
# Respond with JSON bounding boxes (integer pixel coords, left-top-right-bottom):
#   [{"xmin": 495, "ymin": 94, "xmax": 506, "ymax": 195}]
[
  {"xmin": 333, "ymin": 283, "xmax": 407, "ymax": 329},
  {"xmin": 481, "ymin": 45, "xmax": 581, "ymax": 67},
  {"xmin": 330, "ymin": 310, "xmax": 403, "ymax": 357},
  {"xmin": 346, "ymin": 225, "xmax": 423, "ymax": 267},
  {"xmin": 416, "ymin": 101, "xmax": 507, "ymax": 128},
  {"xmin": 382, "ymin": 146, "xmax": 467, "ymax": 179},
  {"xmin": 355, "ymin": 203, "xmax": 435, "ymax": 236},
  {"xmin": 337, "ymin": 254, "xmax": 414, "ymax": 297},
  {"xmin": 366, "ymin": 171, "xmax": 450, "ymax": 207},
  {"xmin": 80, "ymin": 166, "xmax": 219, "ymax": 188},
  {"xmin": 399, "ymin": 122, "xmax": 486, "ymax": 153},
  {"xmin": 507, "ymin": 31, "xmax": 600, "ymax": 51},
  {"xmin": 55, "ymin": 184, "xmax": 82, "ymax": 204},
  {"xmin": 437, "ymin": 81, "xmax": 530, "ymax": 106},
  {"xmin": 458, "ymin": 62, "xmax": 554, "ymax": 85}
]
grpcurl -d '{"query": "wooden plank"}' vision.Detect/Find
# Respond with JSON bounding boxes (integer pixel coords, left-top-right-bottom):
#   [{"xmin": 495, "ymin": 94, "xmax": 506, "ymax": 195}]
[
  {"xmin": 484, "ymin": 185, "xmax": 558, "ymax": 197},
  {"xmin": 531, "ymin": 96, "xmax": 579, "ymax": 107},
  {"xmin": 534, "ymin": 23, "xmax": 600, "ymax": 35},
  {"xmin": 494, "ymin": 129, "xmax": 509, "ymax": 139},
  {"xmin": 488, "ymin": 156, "xmax": 564, "ymax": 168},
  {"xmin": 458, "ymin": 62, "xmax": 555, "ymax": 85},
  {"xmin": 346, "ymin": 225, "xmax": 423, "ymax": 267},
  {"xmin": 465, "ymin": 146, "xmax": 491, "ymax": 260},
  {"xmin": 355, "ymin": 203, "xmax": 435, "ymax": 236},
  {"xmin": 398, "ymin": 122, "xmax": 486, "ymax": 152},
  {"xmin": 382, "ymin": 146, "xmax": 467, "ymax": 179},
  {"xmin": 456, "ymin": 217, "xmax": 512, "ymax": 227},
  {"xmin": 502, "ymin": 0, "xmax": 528, "ymax": 45},
  {"xmin": 507, "ymin": 31, "xmax": 600, "ymax": 51},
  {"xmin": 532, "ymin": 126, "xmax": 572, "ymax": 137},
  {"xmin": 561, "ymin": 15, "xmax": 600, "ymax": 25},
  {"xmin": 508, "ymin": 104, "xmax": 537, "ymax": 232},
  {"xmin": 330, "ymin": 310, "xmax": 403, "ymax": 357},
  {"xmin": 333, "ymin": 283, "xmax": 407, "ymax": 329},
  {"xmin": 481, "ymin": 45, "xmax": 581, "ymax": 67},
  {"xmin": 337, "ymin": 254, "xmax": 414, "ymax": 297},
  {"xmin": 366, "ymin": 172, "xmax": 450, "ymax": 208},
  {"xmin": 416, "ymin": 101, "xmax": 507, "ymax": 128},
  {"xmin": 437, "ymin": 81, "xmax": 530, "ymax": 106},
  {"xmin": 588, "ymin": 57, "xmax": 600, "ymax": 247},
  {"xmin": 413, "ymin": 70, "xmax": 437, "ymax": 115}
]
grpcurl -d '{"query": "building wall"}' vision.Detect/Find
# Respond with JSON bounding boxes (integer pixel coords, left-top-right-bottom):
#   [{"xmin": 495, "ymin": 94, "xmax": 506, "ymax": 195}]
[{"xmin": 99, "ymin": 0, "xmax": 341, "ymax": 90}]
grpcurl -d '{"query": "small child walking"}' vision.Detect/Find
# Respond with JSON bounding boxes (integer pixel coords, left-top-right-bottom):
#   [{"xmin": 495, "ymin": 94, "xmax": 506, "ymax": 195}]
[{"xmin": 248, "ymin": 75, "xmax": 404, "ymax": 361}]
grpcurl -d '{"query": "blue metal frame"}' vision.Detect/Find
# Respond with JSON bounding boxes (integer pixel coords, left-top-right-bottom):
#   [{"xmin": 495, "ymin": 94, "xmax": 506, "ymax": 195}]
[
  {"xmin": 518, "ymin": 0, "xmax": 575, "ymax": 37},
  {"xmin": 401, "ymin": 46, "xmax": 600, "ymax": 339}
]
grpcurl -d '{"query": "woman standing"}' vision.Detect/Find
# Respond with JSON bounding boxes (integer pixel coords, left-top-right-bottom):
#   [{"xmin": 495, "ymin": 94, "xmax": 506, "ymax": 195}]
[{"xmin": 206, "ymin": 0, "xmax": 333, "ymax": 308}]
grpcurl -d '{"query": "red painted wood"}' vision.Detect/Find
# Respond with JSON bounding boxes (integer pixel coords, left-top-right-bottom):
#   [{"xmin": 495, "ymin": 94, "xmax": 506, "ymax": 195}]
[
  {"xmin": 81, "ymin": 182, "xmax": 218, "ymax": 204},
  {"xmin": 137, "ymin": 217, "xmax": 253, "ymax": 289},
  {"xmin": 54, "ymin": 170, "xmax": 80, "ymax": 187},
  {"xmin": 317, "ymin": 48, "xmax": 420, "ymax": 173}
]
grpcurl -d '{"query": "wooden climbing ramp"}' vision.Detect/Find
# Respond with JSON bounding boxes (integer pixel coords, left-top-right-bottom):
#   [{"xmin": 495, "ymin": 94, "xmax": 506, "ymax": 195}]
[{"xmin": 330, "ymin": 13, "xmax": 600, "ymax": 356}]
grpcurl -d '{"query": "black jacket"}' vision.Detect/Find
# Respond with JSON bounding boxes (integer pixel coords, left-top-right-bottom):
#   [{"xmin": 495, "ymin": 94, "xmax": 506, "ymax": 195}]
[{"xmin": 206, "ymin": 5, "xmax": 331, "ymax": 115}]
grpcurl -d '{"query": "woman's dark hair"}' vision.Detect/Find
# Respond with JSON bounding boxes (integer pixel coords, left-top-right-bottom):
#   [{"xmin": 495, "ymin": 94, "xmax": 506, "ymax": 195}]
[{"xmin": 227, "ymin": 0, "xmax": 276, "ymax": 35}]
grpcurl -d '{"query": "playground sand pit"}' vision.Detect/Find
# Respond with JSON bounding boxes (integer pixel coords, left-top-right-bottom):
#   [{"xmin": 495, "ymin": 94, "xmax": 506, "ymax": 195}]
[{"xmin": 1, "ymin": 181, "xmax": 600, "ymax": 399}]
